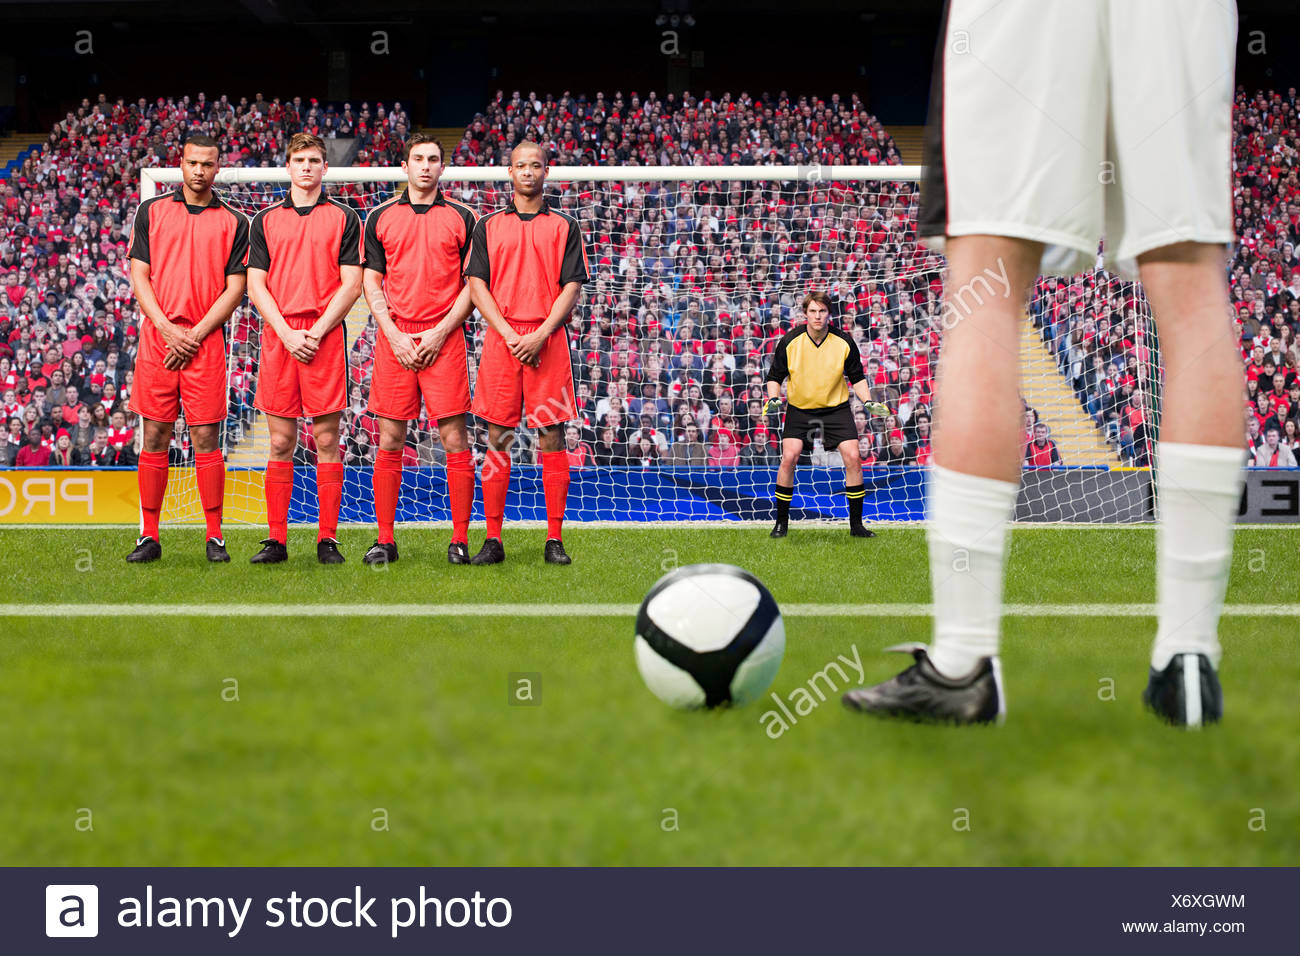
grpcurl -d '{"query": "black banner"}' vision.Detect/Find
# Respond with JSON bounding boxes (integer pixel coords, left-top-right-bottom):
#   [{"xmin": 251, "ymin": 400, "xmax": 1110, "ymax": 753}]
[{"xmin": 10, "ymin": 867, "xmax": 1292, "ymax": 953}]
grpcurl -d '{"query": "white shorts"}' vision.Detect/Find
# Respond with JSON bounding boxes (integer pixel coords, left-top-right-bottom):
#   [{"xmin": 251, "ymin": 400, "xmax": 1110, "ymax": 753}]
[{"xmin": 918, "ymin": 0, "xmax": 1236, "ymax": 279}]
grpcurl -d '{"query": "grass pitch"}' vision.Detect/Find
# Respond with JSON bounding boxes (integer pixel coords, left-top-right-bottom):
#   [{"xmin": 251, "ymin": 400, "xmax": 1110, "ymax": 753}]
[{"xmin": 1, "ymin": 525, "xmax": 1296, "ymax": 866}]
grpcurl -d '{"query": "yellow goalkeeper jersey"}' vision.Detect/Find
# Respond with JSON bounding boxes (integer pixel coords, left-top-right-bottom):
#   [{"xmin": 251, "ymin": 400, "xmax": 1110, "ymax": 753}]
[{"xmin": 764, "ymin": 324, "xmax": 865, "ymax": 410}]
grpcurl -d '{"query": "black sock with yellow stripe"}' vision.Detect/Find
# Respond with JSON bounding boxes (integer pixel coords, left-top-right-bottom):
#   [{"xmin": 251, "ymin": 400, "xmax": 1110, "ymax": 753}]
[
  {"xmin": 845, "ymin": 483, "xmax": 866, "ymax": 528},
  {"xmin": 773, "ymin": 483, "xmax": 794, "ymax": 524}
]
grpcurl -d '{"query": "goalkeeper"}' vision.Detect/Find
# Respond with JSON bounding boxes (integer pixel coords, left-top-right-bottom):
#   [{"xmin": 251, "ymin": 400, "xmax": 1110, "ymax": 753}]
[{"xmin": 763, "ymin": 291, "xmax": 888, "ymax": 539}]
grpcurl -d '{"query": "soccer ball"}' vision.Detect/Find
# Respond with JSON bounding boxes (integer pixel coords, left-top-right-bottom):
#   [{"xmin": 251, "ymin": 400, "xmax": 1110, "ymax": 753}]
[{"xmin": 634, "ymin": 564, "xmax": 785, "ymax": 709}]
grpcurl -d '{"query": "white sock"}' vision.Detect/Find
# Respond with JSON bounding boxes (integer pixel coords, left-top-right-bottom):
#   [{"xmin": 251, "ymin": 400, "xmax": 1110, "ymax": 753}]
[
  {"xmin": 1151, "ymin": 442, "xmax": 1244, "ymax": 671},
  {"xmin": 927, "ymin": 464, "xmax": 1021, "ymax": 679}
]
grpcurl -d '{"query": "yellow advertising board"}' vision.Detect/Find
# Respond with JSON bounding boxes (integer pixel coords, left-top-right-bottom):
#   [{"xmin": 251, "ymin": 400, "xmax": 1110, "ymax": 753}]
[{"xmin": 0, "ymin": 469, "xmax": 267, "ymax": 524}]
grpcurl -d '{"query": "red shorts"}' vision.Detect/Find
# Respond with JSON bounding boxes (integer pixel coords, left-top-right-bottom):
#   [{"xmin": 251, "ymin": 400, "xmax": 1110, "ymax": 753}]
[
  {"xmin": 471, "ymin": 319, "xmax": 577, "ymax": 428},
  {"xmin": 128, "ymin": 320, "xmax": 228, "ymax": 426},
  {"xmin": 368, "ymin": 318, "xmax": 471, "ymax": 422},
  {"xmin": 254, "ymin": 314, "xmax": 347, "ymax": 419}
]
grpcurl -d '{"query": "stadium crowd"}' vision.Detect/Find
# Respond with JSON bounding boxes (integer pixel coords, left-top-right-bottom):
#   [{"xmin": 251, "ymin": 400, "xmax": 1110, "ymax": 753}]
[{"xmin": 2, "ymin": 86, "xmax": 1298, "ymax": 472}]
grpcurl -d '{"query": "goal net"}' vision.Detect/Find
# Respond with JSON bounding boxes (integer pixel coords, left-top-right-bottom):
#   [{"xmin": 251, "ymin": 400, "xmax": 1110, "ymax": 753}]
[{"xmin": 139, "ymin": 165, "xmax": 1160, "ymax": 527}]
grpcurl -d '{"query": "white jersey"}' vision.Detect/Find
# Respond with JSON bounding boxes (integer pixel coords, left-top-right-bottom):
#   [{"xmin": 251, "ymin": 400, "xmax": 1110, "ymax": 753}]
[{"xmin": 918, "ymin": 0, "xmax": 1236, "ymax": 279}]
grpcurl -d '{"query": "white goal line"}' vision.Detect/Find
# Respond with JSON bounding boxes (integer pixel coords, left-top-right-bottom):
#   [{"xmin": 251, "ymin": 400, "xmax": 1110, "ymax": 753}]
[{"xmin": 1, "ymin": 603, "xmax": 1298, "ymax": 618}]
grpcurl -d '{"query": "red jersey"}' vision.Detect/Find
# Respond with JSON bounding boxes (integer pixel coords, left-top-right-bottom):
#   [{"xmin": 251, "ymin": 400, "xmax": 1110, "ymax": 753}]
[
  {"xmin": 363, "ymin": 188, "xmax": 477, "ymax": 328},
  {"xmin": 465, "ymin": 197, "xmax": 589, "ymax": 322},
  {"xmin": 248, "ymin": 192, "xmax": 361, "ymax": 317},
  {"xmin": 128, "ymin": 189, "xmax": 250, "ymax": 322}
]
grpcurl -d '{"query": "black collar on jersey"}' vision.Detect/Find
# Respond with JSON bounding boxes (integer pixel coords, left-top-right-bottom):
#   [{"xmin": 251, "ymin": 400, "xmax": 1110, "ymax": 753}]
[
  {"xmin": 170, "ymin": 187, "xmax": 225, "ymax": 215},
  {"xmin": 505, "ymin": 197, "xmax": 552, "ymax": 220},
  {"xmin": 398, "ymin": 188, "xmax": 446, "ymax": 214},
  {"xmin": 280, "ymin": 191, "xmax": 333, "ymax": 216},
  {"xmin": 801, "ymin": 322, "xmax": 834, "ymax": 348}
]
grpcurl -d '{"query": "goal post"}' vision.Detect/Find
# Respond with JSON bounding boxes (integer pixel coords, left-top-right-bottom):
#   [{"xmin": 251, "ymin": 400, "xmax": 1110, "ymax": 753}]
[{"xmin": 139, "ymin": 164, "xmax": 1159, "ymax": 527}]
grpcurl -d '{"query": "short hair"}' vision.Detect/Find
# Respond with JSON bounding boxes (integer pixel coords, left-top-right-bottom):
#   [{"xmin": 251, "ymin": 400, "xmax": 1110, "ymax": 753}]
[
  {"xmin": 183, "ymin": 134, "xmax": 219, "ymax": 151},
  {"xmin": 510, "ymin": 140, "xmax": 548, "ymax": 165},
  {"xmin": 286, "ymin": 132, "xmax": 327, "ymax": 160},
  {"xmin": 403, "ymin": 131, "xmax": 444, "ymax": 163},
  {"xmin": 801, "ymin": 291, "xmax": 832, "ymax": 313}
]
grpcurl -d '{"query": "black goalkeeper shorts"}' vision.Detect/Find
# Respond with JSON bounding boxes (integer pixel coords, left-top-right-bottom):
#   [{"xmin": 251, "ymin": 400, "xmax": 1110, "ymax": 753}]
[{"xmin": 782, "ymin": 402, "xmax": 859, "ymax": 449}]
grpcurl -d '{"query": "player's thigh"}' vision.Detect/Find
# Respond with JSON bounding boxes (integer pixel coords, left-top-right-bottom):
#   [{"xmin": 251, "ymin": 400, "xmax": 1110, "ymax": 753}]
[
  {"xmin": 1106, "ymin": 0, "xmax": 1235, "ymax": 271},
  {"xmin": 522, "ymin": 335, "xmax": 577, "ymax": 428},
  {"xmin": 129, "ymin": 358, "xmax": 181, "ymax": 425},
  {"xmin": 437, "ymin": 414, "xmax": 470, "ymax": 454},
  {"xmin": 368, "ymin": 329, "xmax": 421, "ymax": 421},
  {"xmin": 819, "ymin": 407, "xmax": 859, "ymax": 450},
  {"xmin": 836, "ymin": 438, "xmax": 862, "ymax": 466},
  {"xmin": 1136, "ymin": 242, "xmax": 1233, "ymax": 343},
  {"xmin": 375, "ymin": 415, "xmax": 409, "ymax": 451},
  {"xmin": 942, "ymin": 235, "xmax": 1043, "ymax": 326},
  {"xmin": 926, "ymin": 0, "xmax": 1107, "ymax": 266},
  {"xmin": 178, "ymin": 334, "xmax": 228, "ymax": 428},
  {"xmin": 311, "ymin": 411, "xmax": 342, "ymax": 449},
  {"xmin": 263, "ymin": 413, "xmax": 299, "ymax": 458},
  {"xmin": 299, "ymin": 327, "xmax": 347, "ymax": 418},
  {"xmin": 140, "ymin": 416, "xmax": 175, "ymax": 453},
  {"xmin": 419, "ymin": 332, "xmax": 472, "ymax": 422},
  {"xmin": 254, "ymin": 331, "xmax": 303, "ymax": 419},
  {"xmin": 471, "ymin": 332, "xmax": 525, "ymax": 428},
  {"xmin": 188, "ymin": 422, "xmax": 221, "ymax": 454}
]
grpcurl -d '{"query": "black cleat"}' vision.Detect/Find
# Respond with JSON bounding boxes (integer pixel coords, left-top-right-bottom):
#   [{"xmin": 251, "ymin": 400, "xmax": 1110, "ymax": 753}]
[
  {"xmin": 470, "ymin": 538, "xmax": 505, "ymax": 565},
  {"xmin": 842, "ymin": 643, "xmax": 1005, "ymax": 724},
  {"xmin": 769, "ymin": 521, "xmax": 788, "ymax": 538},
  {"xmin": 1143, "ymin": 653, "xmax": 1222, "ymax": 728},
  {"xmin": 205, "ymin": 537, "xmax": 230, "ymax": 563},
  {"xmin": 317, "ymin": 538, "xmax": 345, "ymax": 565},
  {"xmin": 447, "ymin": 541, "xmax": 470, "ymax": 565},
  {"xmin": 126, "ymin": 536, "xmax": 161, "ymax": 563},
  {"xmin": 543, "ymin": 538, "xmax": 572, "ymax": 565},
  {"xmin": 363, "ymin": 540, "xmax": 398, "ymax": 566},
  {"xmin": 849, "ymin": 524, "xmax": 876, "ymax": 538},
  {"xmin": 249, "ymin": 539, "xmax": 288, "ymax": 564}
]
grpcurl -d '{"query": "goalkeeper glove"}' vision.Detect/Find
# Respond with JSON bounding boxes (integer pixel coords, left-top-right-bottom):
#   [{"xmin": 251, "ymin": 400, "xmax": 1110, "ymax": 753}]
[
  {"xmin": 864, "ymin": 401, "xmax": 891, "ymax": 417},
  {"xmin": 762, "ymin": 397, "xmax": 783, "ymax": 417}
]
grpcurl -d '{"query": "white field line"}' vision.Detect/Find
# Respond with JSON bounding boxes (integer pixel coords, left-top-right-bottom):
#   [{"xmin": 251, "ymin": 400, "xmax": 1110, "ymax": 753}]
[{"xmin": 1, "ymin": 603, "xmax": 1298, "ymax": 618}]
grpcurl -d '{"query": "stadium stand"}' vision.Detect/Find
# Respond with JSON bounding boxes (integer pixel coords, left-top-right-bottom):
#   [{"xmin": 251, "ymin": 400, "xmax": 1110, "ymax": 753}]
[{"xmin": 1, "ymin": 86, "xmax": 1297, "ymax": 475}]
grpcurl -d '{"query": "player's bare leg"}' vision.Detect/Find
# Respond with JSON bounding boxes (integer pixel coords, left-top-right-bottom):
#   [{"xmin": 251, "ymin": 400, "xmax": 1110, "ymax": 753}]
[
  {"xmin": 771, "ymin": 437, "xmax": 801, "ymax": 538},
  {"xmin": 438, "ymin": 414, "xmax": 474, "ymax": 565},
  {"xmin": 312, "ymin": 411, "xmax": 345, "ymax": 564},
  {"xmin": 1137, "ymin": 242, "xmax": 1244, "ymax": 726},
  {"xmin": 366, "ymin": 415, "xmax": 409, "ymax": 566},
  {"xmin": 471, "ymin": 422, "xmax": 515, "ymax": 565},
  {"xmin": 250, "ymin": 413, "xmax": 298, "ymax": 564},
  {"xmin": 844, "ymin": 235, "xmax": 1040, "ymax": 723},
  {"xmin": 837, "ymin": 438, "xmax": 873, "ymax": 538},
  {"xmin": 536, "ymin": 422, "xmax": 572, "ymax": 565},
  {"xmin": 126, "ymin": 417, "xmax": 174, "ymax": 563},
  {"xmin": 190, "ymin": 422, "xmax": 228, "ymax": 562}
]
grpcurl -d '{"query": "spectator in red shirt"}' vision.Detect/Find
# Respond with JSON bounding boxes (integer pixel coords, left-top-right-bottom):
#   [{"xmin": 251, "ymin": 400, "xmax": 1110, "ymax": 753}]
[
  {"xmin": 14, "ymin": 428, "xmax": 50, "ymax": 467},
  {"xmin": 1024, "ymin": 423, "xmax": 1062, "ymax": 467},
  {"xmin": 564, "ymin": 424, "xmax": 593, "ymax": 468},
  {"xmin": 707, "ymin": 430, "xmax": 740, "ymax": 467}
]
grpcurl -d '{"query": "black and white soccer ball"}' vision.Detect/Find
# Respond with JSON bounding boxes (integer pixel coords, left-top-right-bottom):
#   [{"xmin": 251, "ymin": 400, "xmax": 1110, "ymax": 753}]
[{"xmin": 634, "ymin": 564, "xmax": 785, "ymax": 709}]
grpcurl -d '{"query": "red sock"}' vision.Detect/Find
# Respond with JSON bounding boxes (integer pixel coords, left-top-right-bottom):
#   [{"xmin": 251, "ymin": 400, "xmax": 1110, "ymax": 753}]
[
  {"xmin": 194, "ymin": 450, "xmax": 225, "ymax": 540},
  {"xmin": 482, "ymin": 448, "xmax": 511, "ymax": 540},
  {"xmin": 265, "ymin": 460, "xmax": 294, "ymax": 544},
  {"xmin": 373, "ymin": 448, "xmax": 403, "ymax": 545},
  {"xmin": 446, "ymin": 450, "xmax": 475, "ymax": 545},
  {"xmin": 540, "ymin": 450, "xmax": 570, "ymax": 541},
  {"xmin": 317, "ymin": 461, "xmax": 344, "ymax": 542},
  {"xmin": 137, "ymin": 450, "xmax": 169, "ymax": 540}
]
